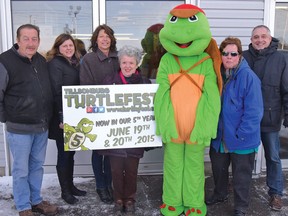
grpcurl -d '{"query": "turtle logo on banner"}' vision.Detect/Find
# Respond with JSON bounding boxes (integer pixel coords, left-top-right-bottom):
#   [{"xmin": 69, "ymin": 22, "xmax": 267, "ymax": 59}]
[{"xmin": 64, "ymin": 118, "xmax": 97, "ymax": 151}]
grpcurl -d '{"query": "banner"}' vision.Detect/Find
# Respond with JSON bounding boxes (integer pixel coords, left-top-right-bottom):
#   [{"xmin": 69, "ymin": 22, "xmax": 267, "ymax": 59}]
[{"xmin": 62, "ymin": 84, "xmax": 162, "ymax": 151}]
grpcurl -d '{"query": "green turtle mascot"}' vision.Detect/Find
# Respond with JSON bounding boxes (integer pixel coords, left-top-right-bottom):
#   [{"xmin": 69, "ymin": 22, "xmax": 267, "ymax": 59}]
[{"xmin": 154, "ymin": 4, "xmax": 222, "ymax": 216}]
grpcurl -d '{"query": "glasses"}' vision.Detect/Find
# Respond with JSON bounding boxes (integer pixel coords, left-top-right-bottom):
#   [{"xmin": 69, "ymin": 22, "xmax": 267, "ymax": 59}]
[{"xmin": 221, "ymin": 51, "xmax": 239, "ymax": 57}]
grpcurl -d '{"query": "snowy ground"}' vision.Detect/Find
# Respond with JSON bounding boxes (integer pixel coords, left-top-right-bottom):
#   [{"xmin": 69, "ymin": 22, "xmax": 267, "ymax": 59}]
[
  {"xmin": 1, "ymin": 173, "xmax": 288, "ymax": 216},
  {"xmin": 0, "ymin": 174, "xmax": 94, "ymax": 216},
  {"xmin": 0, "ymin": 174, "xmax": 162, "ymax": 216}
]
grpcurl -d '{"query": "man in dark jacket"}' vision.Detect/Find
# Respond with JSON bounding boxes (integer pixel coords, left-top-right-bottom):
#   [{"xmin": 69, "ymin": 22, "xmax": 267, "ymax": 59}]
[
  {"xmin": 243, "ymin": 25, "xmax": 288, "ymax": 212},
  {"xmin": 0, "ymin": 24, "xmax": 57, "ymax": 216}
]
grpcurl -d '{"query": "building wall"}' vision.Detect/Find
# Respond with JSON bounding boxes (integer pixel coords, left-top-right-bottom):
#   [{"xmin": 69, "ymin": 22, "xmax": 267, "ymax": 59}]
[{"xmin": 202, "ymin": 0, "xmax": 265, "ymax": 48}]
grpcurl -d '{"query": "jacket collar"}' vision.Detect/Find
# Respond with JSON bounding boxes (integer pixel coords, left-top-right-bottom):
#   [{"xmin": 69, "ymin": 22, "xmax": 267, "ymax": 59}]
[
  {"xmin": 96, "ymin": 48, "xmax": 118, "ymax": 61},
  {"xmin": 12, "ymin": 43, "xmax": 37, "ymax": 64}
]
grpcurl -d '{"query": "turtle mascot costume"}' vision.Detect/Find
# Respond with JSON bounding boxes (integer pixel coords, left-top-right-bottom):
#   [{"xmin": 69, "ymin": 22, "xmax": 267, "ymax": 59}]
[{"xmin": 154, "ymin": 4, "xmax": 222, "ymax": 216}]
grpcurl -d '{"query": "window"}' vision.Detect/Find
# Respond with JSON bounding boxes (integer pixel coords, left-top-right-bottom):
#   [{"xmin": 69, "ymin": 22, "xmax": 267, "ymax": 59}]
[
  {"xmin": 275, "ymin": 2, "xmax": 288, "ymax": 160},
  {"xmin": 275, "ymin": 2, "xmax": 288, "ymax": 50},
  {"xmin": 106, "ymin": 0, "xmax": 181, "ymax": 49},
  {"xmin": 11, "ymin": 0, "xmax": 93, "ymax": 55},
  {"xmin": 106, "ymin": 0, "xmax": 182, "ymax": 78}
]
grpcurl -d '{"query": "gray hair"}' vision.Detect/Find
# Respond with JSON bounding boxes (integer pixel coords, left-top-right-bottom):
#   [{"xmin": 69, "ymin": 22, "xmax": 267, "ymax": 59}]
[
  {"xmin": 252, "ymin": 25, "xmax": 271, "ymax": 36},
  {"xmin": 118, "ymin": 45, "xmax": 142, "ymax": 65}
]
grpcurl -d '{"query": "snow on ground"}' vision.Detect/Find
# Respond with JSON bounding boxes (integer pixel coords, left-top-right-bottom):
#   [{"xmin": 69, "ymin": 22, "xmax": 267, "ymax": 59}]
[
  {"xmin": 1, "ymin": 173, "xmax": 288, "ymax": 216},
  {"xmin": 0, "ymin": 174, "xmax": 163, "ymax": 216},
  {"xmin": 0, "ymin": 174, "xmax": 94, "ymax": 216}
]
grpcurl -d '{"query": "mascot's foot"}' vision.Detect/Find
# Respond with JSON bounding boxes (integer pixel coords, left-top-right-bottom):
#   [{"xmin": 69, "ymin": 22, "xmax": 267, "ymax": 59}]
[
  {"xmin": 184, "ymin": 204, "xmax": 207, "ymax": 216},
  {"xmin": 160, "ymin": 203, "xmax": 184, "ymax": 216}
]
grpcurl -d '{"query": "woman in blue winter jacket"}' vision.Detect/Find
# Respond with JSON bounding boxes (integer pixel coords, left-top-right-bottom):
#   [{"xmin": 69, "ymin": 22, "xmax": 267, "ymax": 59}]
[{"xmin": 205, "ymin": 37, "xmax": 263, "ymax": 216}]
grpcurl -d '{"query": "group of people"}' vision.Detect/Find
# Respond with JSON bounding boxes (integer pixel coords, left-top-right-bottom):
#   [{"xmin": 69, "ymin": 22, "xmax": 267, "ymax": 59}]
[
  {"xmin": 0, "ymin": 20, "xmax": 286, "ymax": 216},
  {"xmin": 0, "ymin": 23, "xmax": 149, "ymax": 216},
  {"xmin": 205, "ymin": 25, "xmax": 287, "ymax": 216}
]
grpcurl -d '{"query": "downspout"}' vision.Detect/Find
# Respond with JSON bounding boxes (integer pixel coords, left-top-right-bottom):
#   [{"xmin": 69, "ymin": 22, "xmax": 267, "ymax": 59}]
[
  {"xmin": 1, "ymin": 0, "xmax": 13, "ymax": 176},
  {"xmin": 264, "ymin": 0, "xmax": 275, "ymax": 32},
  {"xmin": 3, "ymin": 124, "xmax": 10, "ymax": 176}
]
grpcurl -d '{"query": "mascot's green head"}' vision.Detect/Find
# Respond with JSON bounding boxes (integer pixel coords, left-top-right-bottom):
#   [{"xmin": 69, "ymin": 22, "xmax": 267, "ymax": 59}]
[{"xmin": 160, "ymin": 4, "xmax": 211, "ymax": 56}]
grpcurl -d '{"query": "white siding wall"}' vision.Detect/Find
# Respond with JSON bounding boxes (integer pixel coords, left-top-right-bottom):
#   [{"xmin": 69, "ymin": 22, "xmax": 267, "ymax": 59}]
[{"xmin": 201, "ymin": 0, "xmax": 265, "ymax": 48}]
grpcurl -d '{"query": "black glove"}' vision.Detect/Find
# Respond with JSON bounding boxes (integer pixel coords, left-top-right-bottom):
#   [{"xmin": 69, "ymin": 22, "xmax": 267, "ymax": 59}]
[
  {"xmin": 283, "ymin": 116, "xmax": 288, "ymax": 128},
  {"xmin": 129, "ymin": 73, "xmax": 142, "ymax": 84}
]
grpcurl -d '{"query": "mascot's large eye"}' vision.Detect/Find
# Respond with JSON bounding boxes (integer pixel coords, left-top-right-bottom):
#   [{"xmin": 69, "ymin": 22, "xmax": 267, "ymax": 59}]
[
  {"xmin": 169, "ymin": 16, "xmax": 178, "ymax": 23},
  {"xmin": 188, "ymin": 15, "xmax": 198, "ymax": 22}
]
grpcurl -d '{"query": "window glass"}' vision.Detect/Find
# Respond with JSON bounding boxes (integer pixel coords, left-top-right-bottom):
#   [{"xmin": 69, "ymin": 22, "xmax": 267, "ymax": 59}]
[
  {"xmin": 275, "ymin": 3, "xmax": 288, "ymax": 160},
  {"xmin": 275, "ymin": 2, "xmax": 288, "ymax": 50},
  {"xmin": 11, "ymin": 0, "xmax": 92, "ymax": 55},
  {"xmin": 106, "ymin": 0, "xmax": 182, "ymax": 79},
  {"xmin": 106, "ymin": 0, "xmax": 181, "ymax": 48}
]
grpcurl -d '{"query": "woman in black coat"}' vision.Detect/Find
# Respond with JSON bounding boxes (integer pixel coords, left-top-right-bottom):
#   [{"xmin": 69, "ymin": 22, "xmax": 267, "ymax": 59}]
[
  {"xmin": 47, "ymin": 34, "xmax": 86, "ymax": 204},
  {"xmin": 100, "ymin": 45, "xmax": 151, "ymax": 216}
]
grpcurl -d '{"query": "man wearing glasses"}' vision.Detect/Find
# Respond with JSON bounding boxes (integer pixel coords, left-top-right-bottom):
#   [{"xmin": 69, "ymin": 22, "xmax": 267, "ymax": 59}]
[{"xmin": 243, "ymin": 25, "xmax": 288, "ymax": 212}]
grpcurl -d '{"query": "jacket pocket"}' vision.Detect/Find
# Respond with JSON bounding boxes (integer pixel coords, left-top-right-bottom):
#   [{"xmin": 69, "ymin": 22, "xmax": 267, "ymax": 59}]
[{"xmin": 262, "ymin": 107, "xmax": 281, "ymax": 128}]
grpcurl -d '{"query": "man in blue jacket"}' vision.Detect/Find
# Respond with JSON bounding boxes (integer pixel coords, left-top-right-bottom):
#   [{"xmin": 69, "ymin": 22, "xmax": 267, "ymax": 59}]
[{"xmin": 243, "ymin": 25, "xmax": 288, "ymax": 212}]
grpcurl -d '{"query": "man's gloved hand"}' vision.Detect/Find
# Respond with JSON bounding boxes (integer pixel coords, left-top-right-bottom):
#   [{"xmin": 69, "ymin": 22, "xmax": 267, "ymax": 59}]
[{"xmin": 283, "ymin": 116, "xmax": 288, "ymax": 128}]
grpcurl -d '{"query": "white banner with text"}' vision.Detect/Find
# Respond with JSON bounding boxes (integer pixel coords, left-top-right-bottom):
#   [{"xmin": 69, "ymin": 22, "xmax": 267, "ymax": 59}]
[{"xmin": 62, "ymin": 84, "xmax": 162, "ymax": 151}]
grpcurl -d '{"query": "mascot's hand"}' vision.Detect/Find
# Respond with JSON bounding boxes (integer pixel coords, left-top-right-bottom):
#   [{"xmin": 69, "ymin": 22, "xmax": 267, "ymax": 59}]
[
  {"xmin": 157, "ymin": 117, "xmax": 178, "ymax": 143},
  {"xmin": 162, "ymin": 118, "xmax": 178, "ymax": 143},
  {"xmin": 190, "ymin": 130, "xmax": 211, "ymax": 146},
  {"xmin": 190, "ymin": 128, "xmax": 198, "ymax": 143},
  {"xmin": 155, "ymin": 96, "xmax": 178, "ymax": 143},
  {"xmin": 161, "ymin": 103, "xmax": 178, "ymax": 143}
]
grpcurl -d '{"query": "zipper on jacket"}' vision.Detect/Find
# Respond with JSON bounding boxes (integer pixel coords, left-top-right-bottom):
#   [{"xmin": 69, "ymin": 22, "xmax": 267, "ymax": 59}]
[
  {"xmin": 32, "ymin": 64, "xmax": 47, "ymax": 130},
  {"xmin": 32, "ymin": 65, "xmax": 38, "ymax": 73}
]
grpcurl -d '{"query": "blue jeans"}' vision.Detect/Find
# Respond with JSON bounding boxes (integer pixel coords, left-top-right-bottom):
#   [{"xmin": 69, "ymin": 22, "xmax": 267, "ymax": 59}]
[
  {"xmin": 261, "ymin": 131, "xmax": 283, "ymax": 196},
  {"xmin": 91, "ymin": 150, "xmax": 112, "ymax": 189},
  {"xmin": 7, "ymin": 131, "xmax": 48, "ymax": 211}
]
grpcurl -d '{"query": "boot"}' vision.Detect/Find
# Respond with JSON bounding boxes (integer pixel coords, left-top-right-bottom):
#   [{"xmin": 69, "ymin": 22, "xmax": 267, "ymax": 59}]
[
  {"xmin": 124, "ymin": 200, "xmax": 136, "ymax": 216},
  {"xmin": 56, "ymin": 167, "xmax": 79, "ymax": 204},
  {"xmin": 72, "ymin": 185, "xmax": 87, "ymax": 196},
  {"xmin": 114, "ymin": 200, "xmax": 124, "ymax": 216},
  {"xmin": 107, "ymin": 186, "xmax": 114, "ymax": 201},
  {"xmin": 69, "ymin": 161, "xmax": 87, "ymax": 197},
  {"xmin": 97, "ymin": 188, "xmax": 113, "ymax": 204}
]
